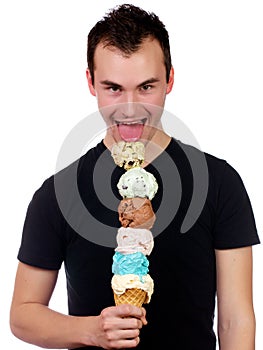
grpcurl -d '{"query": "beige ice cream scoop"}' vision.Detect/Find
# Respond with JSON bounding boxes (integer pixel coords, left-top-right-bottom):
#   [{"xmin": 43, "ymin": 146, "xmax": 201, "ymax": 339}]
[
  {"xmin": 111, "ymin": 274, "xmax": 154, "ymax": 305},
  {"xmin": 111, "ymin": 141, "xmax": 145, "ymax": 170}
]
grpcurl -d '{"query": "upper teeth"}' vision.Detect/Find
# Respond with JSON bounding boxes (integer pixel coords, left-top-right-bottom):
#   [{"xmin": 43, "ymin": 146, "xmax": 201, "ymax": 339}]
[{"xmin": 116, "ymin": 119, "xmax": 145, "ymax": 125}]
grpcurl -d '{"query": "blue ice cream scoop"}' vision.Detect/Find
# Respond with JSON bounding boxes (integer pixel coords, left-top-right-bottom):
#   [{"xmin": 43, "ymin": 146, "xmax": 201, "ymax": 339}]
[{"xmin": 112, "ymin": 251, "xmax": 149, "ymax": 277}]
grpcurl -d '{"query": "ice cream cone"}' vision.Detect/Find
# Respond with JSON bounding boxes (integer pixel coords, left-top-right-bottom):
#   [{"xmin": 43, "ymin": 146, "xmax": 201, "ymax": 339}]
[
  {"xmin": 114, "ymin": 288, "xmax": 147, "ymax": 307},
  {"xmin": 111, "ymin": 141, "xmax": 156, "ymax": 310}
]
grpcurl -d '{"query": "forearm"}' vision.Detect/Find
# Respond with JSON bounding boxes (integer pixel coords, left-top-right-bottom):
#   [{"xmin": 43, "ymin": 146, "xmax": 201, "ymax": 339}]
[
  {"xmin": 218, "ymin": 316, "xmax": 256, "ymax": 350},
  {"xmin": 10, "ymin": 303, "xmax": 98, "ymax": 349}
]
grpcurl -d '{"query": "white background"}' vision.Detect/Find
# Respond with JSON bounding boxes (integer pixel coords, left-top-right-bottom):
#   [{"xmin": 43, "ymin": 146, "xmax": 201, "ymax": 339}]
[{"xmin": 1, "ymin": 0, "xmax": 262, "ymax": 349}]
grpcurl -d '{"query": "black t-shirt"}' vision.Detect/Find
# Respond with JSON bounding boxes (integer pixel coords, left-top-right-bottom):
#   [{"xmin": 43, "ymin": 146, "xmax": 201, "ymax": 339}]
[{"xmin": 18, "ymin": 138, "xmax": 260, "ymax": 349}]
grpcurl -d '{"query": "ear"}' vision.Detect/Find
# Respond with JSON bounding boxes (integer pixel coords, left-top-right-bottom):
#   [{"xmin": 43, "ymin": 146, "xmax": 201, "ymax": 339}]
[
  {"xmin": 166, "ymin": 66, "xmax": 174, "ymax": 94},
  {"xmin": 86, "ymin": 69, "xmax": 96, "ymax": 96}
]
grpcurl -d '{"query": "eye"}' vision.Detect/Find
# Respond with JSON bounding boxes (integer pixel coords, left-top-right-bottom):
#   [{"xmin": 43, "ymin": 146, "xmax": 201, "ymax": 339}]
[
  {"xmin": 140, "ymin": 84, "xmax": 153, "ymax": 92},
  {"xmin": 109, "ymin": 86, "xmax": 121, "ymax": 92},
  {"xmin": 106, "ymin": 85, "xmax": 122, "ymax": 93}
]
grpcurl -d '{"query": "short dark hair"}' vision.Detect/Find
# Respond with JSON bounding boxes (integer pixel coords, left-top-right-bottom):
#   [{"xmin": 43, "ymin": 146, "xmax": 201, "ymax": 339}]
[{"xmin": 87, "ymin": 4, "xmax": 172, "ymax": 84}]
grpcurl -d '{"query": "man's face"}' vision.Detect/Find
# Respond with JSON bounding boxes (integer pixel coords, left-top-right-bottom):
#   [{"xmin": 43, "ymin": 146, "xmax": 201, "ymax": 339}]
[{"xmin": 87, "ymin": 38, "xmax": 174, "ymax": 144}]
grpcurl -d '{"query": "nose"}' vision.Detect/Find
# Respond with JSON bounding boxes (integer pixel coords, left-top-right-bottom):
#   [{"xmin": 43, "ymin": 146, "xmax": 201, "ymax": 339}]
[
  {"xmin": 122, "ymin": 102, "xmax": 137, "ymax": 119},
  {"xmin": 120, "ymin": 92, "xmax": 138, "ymax": 118}
]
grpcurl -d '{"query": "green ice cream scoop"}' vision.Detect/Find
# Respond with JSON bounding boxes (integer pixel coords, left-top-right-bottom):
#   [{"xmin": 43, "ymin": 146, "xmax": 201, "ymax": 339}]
[{"xmin": 117, "ymin": 167, "xmax": 158, "ymax": 200}]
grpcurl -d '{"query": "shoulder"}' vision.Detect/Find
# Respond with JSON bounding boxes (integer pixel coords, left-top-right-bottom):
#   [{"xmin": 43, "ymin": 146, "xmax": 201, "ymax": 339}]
[
  {"xmin": 174, "ymin": 138, "xmax": 242, "ymax": 179},
  {"xmin": 171, "ymin": 139, "xmax": 249, "ymax": 206},
  {"xmin": 29, "ymin": 141, "xmax": 105, "ymax": 210},
  {"xmin": 55, "ymin": 139, "xmax": 106, "ymax": 175},
  {"xmin": 202, "ymin": 148, "xmax": 246, "ymax": 194},
  {"xmin": 172, "ymin": 138, "xmax": 228, "ymax": 177}
]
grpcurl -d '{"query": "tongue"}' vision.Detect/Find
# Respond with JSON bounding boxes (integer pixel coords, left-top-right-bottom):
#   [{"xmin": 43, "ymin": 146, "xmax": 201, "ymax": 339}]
[{"xmin": 118, "ymin": 123, "xmax": 144, "ymax": 142}]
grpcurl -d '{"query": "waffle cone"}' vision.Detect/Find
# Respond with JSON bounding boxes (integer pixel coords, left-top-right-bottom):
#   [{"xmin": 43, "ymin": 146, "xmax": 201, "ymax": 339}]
[{"xmin": 114, "ymin": 288, "xmax": 147, "ymax": 307}]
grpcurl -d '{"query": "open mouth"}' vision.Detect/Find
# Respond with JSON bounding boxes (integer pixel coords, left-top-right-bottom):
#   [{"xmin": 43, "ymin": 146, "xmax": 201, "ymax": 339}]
[
  {"xmin": 115, "ymin": 118, "xmax": 147, "ymax": 126},
  {"xmin": 115, "ymin": 118, "xmax": 147, "ymax": 142}
]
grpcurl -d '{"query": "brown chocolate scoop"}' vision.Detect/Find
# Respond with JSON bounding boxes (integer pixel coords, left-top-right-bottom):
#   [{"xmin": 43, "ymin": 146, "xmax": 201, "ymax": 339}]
[{"xmin": 118, "ymin": 197, "xmax": 156, "ymax": 229}]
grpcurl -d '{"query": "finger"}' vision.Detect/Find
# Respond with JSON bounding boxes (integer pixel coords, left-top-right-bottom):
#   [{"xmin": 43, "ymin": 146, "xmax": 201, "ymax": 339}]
[
  {"xmin": 117, "ymin": 328, "xmax": 140, "ymax": 339},
  {"xmin": 140, "ymin": 307, "xmax": 147, "ymax": 325},
  {"xmin": 118, "ymin": 316, "xmax": 144, "ymax": 330},
  {"xmin": 115, "ymin": 304, "xmax": 146, "ymax": 319},
  {"xmin": 111, "ymin": 331, "xmax": 140, "ymax": 350},
  {"xmin": 112, "ymin": 336, "xmax": 140, "ymax": 349}
]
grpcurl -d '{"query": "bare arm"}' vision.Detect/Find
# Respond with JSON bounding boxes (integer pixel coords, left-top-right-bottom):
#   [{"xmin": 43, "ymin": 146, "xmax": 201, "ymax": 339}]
[
  {"xmin": 215, "ymin": 246, "xmax": 256, "ymax": 350},
  {"xmin": 10, "ymin": 262, "xmax": 147, "ymax": 349}
]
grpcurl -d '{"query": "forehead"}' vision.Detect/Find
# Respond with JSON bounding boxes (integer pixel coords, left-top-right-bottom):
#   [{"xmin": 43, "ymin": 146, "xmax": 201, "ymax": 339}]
[{"xmin": 93, "ymin": 38, "xmax": 166, "ymax": 82}]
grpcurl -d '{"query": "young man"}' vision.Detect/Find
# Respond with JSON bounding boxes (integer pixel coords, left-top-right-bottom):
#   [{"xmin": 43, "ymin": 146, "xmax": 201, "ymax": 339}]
[{"xmin": 10, "ymin": 4, "xmax": 260, "ymax": 350}]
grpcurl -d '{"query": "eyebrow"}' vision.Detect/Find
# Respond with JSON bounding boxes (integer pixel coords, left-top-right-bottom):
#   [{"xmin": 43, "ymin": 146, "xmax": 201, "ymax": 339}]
[{"xmin": 99, "ymin": 78, "xmax": 160, "ymax": 89}]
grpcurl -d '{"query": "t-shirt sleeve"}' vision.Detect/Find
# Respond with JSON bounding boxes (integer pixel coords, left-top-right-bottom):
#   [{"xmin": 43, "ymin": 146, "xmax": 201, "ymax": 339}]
[
  {"xmin": 213, "ymin": 162, "xmax": 260, "ymax": 249},
  {"xmin": 18, "ymin": 176, "xmax": 66, "ymax": 270}
]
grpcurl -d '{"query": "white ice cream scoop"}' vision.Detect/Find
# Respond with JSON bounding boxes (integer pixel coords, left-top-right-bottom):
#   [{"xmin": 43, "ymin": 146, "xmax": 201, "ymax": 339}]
[
  {"xmin": 115, "ymin": 227, "xmax": 154, "ymax": 255},
  {"xmin": 117, "ymin": 167, "xmax": 158, "ymax": 200}
]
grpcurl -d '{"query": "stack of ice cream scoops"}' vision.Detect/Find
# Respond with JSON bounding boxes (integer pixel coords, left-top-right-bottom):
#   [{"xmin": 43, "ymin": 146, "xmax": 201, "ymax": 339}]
[{"xmin": 111, "ymin": 141, "xmax": 158, "ymax": 307}]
